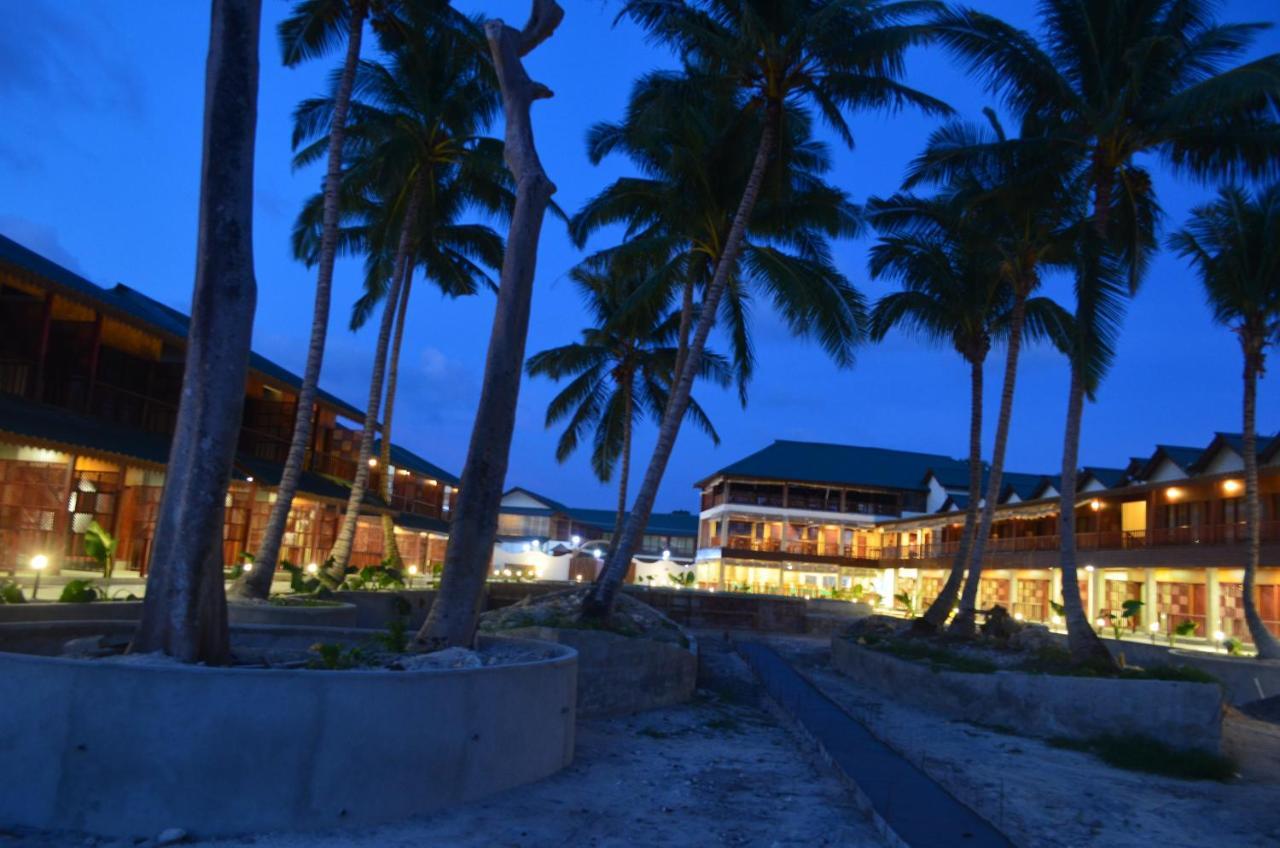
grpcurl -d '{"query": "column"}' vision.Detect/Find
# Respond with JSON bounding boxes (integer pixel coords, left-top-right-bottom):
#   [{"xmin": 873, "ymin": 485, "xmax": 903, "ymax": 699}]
[
  {"xmin": 1089, "ymin": 568, "xmax": 1104, "ymax": 624},
  {"xmin": 910, "ymin": 571, "xmax": 923, "ymax": 613},
  {"xmin": 886, "ymin": 567, "xmax": 897, "ymax": 609},
  {"xmin": 1008, "ymin": 572, "xmax": 1020, "ymax": 619},
  {"xmin": 1142, "ymin": 569, "xmax": 1157, "ymax": 630},
  {"xmin": 1050, "ymin": 569, "xmax": 1063, "ymax": 623},
  {"xmin": 1206, "ymin": 569, "xmax": 1221, "ymax": 641}
]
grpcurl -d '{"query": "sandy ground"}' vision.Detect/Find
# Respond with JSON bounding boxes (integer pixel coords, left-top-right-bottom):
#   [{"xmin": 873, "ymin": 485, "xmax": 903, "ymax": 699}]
[
  {"xmin": 2, "ymin": 639, "xmax": 886, "ymax": 848},
  {"xmin": 765, "ymin": 635, "xmax": 1280, "ymax": 848}
]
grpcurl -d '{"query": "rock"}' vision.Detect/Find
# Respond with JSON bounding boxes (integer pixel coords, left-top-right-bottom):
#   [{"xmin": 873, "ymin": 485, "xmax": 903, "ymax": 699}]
[
  {"xmin": 1009, "ymin": 623, "xmax": 1054, "ymax": 653},
  {"xmin": 155, "ymin": 828, "xmax": 187, "ymax": 846},
  {"xmin": 979, "ymin": 605, "xmax": 1019, "ymax": 641},
  {"xmin": 398, "ymin": 647, "xmax": 482, "ymax": 670}
]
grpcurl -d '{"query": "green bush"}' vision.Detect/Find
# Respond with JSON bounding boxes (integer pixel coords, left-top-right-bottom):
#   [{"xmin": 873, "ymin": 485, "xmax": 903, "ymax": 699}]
[
  {"xmin": 1048, "ymin": 733, "xmax": 1235, "ymax": 781},
  {"xmin": 866, "ymin": 637, "xmax": 998, "ymax": 674},
  {"xmin": 58, "ymin": 579, "xmax": 104, "ymax": 603},
  {"xmin": 0, "ymin": 580, "xmax": 26, "ymax": 604}
]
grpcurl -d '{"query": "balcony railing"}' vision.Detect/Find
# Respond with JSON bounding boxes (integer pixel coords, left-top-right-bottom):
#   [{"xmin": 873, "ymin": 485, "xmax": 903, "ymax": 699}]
[{"xmin": 722, "ymin": 536, "xmax": 885, "ymax": 560}]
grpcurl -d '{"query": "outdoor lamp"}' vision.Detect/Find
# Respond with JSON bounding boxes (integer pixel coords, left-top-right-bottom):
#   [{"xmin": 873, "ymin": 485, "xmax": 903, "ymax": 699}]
[
  {"xmin": 522, "ymin": 543, "xmax": 531, "ymax": 552},
  {"xmin": 1084, "ymin": 564, "xmax": 1095, "ymax": 573},
  {"xmin": 30, "ymin": 554, "xmax": 48, "ymax": 600},
  {"xmin": 306, "ymin": 562, "xmax": 319, "ymax": 575},
  {"xmin": 1214, "ymin": 630, "xmax": 1225, "ymax": 643},
  {"xmin": 662, "ymin": 549, "xmax": 671, "ymax": 561},
  {"xmin": 572, "ymin": 535, "xmax": 581, "ymax": 546},
  {"xmin": 243, "ymin": 561, "xmax": 253, "ymax": 573},
  {"xmin": 593, "ymin": 549, "xmax": 603, "ymax": 560},
  {"xmin": 408, "ymin": 565, "xmax": 418, "ymax": 575},
  {"xmin": 1148, "ymin": 622, "xmax": 1159, "ymax": 632}
]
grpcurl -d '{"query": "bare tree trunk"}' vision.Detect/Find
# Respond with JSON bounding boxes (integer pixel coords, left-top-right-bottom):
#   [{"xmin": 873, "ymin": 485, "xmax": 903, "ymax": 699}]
[
  {"xmin": 328, "ymin": 179, "xmax": 424, "ymax": 575},
  {"xmin": 950, "ymin": 292, "xmax": 1028, "ymax": 636},
  {"xmin": 585, "ymin": 107, "xmax": 779, "ymax": 619},
  {"xmin": 1058, "ymin": 361, "xmax": 1114, "ymax": 666},
  {"xmin": 379, "ymin": 263, "xmax": 414, "ymax": 571},
  {"xmin": 415, "ymin": 0, "xmax": 564, "ymax": 650},
  {"xmin": 672, "ymin": 277, "xmax": 695, "ymax": 386},
  {"xmin": 1242, "ymin": 340, "xmax": 1280, "ymax": 656},
  {"xmin": 919, "ymin": 354, "xmax": 983, "ymax": 630},
  {"xmin": 233, "ymin": 0, "xmax": 365, "ymax": 600},
  {"xmin": 132, "ymin": 0, "xmax": 261, "ymax": 663}
]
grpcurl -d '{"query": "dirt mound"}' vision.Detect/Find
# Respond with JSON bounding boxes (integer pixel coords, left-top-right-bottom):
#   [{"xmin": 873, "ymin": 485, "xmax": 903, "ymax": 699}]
[
  {"xmin": 1240, "ymin": 694, "xmax": 1280, "ymax": 724},
  {"xmin": 479, "ymin": 587, "xmax": 688, "ymax": 646}
]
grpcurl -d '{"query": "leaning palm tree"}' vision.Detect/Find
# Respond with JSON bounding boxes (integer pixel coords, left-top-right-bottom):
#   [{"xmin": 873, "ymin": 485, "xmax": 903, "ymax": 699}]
[
  {"xmin": 935, "ymin": 0, "xmax": 1280, "ymax": 663},
  {"xmin": 279, "ymin": 22, "xmax": 503, "ymax": 578},
  {"xmin": 232, "ymin": 0, "xmax": 370, "ymax": 600},
  {"xmin": 1170, "ymin": 184, "xmax": 1280, "ymax": 659},
  {"xmin": 586, "ymin": 0, "xmax": 948, "ymax": 618},
  {"xmin": 867, "ymin": 188, "xmax": 1069, "ymax": 632},
  {"xmin": 901, "ymin": 112, "xmax": 1083, "ymax": 636},
  {"xmin": 527, "ymin": 263, "xmax": 731, "ymax": 546},
  {"xmin": 133, "ymin": 0, "xmax": 260, "ymax": 662}
]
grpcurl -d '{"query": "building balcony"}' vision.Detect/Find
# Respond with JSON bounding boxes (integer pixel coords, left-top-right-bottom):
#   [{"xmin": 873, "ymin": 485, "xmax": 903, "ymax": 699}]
[{"xmin": 704, "ymin": 537, "xmax": 885, "ymax": 568}]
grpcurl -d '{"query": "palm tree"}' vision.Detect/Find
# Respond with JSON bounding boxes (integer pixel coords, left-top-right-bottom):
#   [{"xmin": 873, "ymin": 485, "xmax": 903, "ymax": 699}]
[
  {"xmin": 867, "ymin": 187, "xmax": 1069, "ymax": 631},
  {"xmin": 279, "ymin": 22, "xmax": 504, "ymax": 577},
  {"xmin": 934, "ymin": 0, "xmax": 1280, "ymax": 663},
  {"xmin": 415, "ymin": 0, "xmax": 566, "ymax": 650},
  {"xmin": 586, "ymin": 0, "xmax": 948, "ymax": 618},
  {"xmin": 1170, "ymin": 184, "xmax": 1280, "ymax": 659},
  {"xmin": 527, "ymin": 263, "xmax": 731, "ymax": 546},
  {"xmin": 232, "ymin": 0, "xmax": 370, "ymax": 600},
  {"xmin": 132, "ymin": 0, "xmax": 261, "ymax": 662},
  {"xmin": 900, "ymin": 112, "xmax": 1082, "ymax": 635}
]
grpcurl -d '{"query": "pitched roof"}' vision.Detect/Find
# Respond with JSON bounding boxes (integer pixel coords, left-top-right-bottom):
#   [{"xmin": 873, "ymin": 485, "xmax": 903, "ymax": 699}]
[
  {"xmin": 1080, "ymin": 466, "xmax": 1127, "ymax": 488},
  {"xmin": 500, "ymin": 487, "xmax": 698, "ymax": 538},
  {"xmin": 1000, "ymin": 471, "xmax": 1055, "ymax": 502},
  {"xmin": 374, "ymin": 439, "xmax": 459, "ymax": 486},
  {"xmin": 699, "ymin": 440, "xmax": 969, "ymax": 492}
]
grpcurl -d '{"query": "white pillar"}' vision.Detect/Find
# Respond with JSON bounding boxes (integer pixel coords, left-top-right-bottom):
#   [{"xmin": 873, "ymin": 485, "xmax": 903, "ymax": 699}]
[
  {"xmin": 1050, "ymin": 569, "xmax": 1063, "ymax": 625},
  {"xmin": 1142, "ymin": 569, "xmax": 1157, "ymax": 630},
  {"xmin": 1206, "ymin": 569, "xmax": 1221, "ymax": 641},
  {"xmin": 1008, "ymin": 572, "xmax": 1020, "ymax": 618},
  {"xmin": 1088, "ymin": 569, "xmax": 1103, "ymax": 624}
]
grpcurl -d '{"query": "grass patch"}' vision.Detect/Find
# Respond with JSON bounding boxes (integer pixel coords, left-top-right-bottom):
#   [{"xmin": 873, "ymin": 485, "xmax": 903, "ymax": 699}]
[
  {"xmin": 1047, "ymin": 734, "xmax": 1236, "ymax": 781},
  {"xmin": 859, "ymin": 636, "xmax": 998, "ymax": 674},
  {"xmin": 1020, "ymin": 646, "xmax": 1218, "ymax": 684}
]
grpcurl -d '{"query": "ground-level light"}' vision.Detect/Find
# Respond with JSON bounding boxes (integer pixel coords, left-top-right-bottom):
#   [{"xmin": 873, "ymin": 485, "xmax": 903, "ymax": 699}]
[
  {"xmin": 243, "ymin": 561, "xmax": 253, "ymax": 573},
  {"xmin": 306, "ymin": 562, "xmax": 319, "ymax": 574},
  {"xmin": 593, "ymin": 549, "xmax": 603, "ymax": 560},
  {"xmin": 662, "ymin": 549, "xmax": 670, "ymax": 561},
  {"xmin": 1013, "ymin": 611, "xmax": 1024, "ymax": 621},
  {"xmin": 30, "ymin": 553, "xmax": 48, "ymax": 600}
]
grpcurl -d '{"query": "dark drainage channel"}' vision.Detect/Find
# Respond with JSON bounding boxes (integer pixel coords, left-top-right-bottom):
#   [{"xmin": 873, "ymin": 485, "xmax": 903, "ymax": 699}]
[{"xmin": 738, "ymin": 641, "xmax": 1014, "ymax": 848}]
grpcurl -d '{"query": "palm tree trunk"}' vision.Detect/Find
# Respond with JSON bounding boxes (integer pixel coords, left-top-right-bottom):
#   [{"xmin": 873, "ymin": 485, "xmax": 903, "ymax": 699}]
[
  {"xmin": 379, "ymin": 264, "xmax": 414, "ymax": 571},
  {"xmin": 585, "ymin": 107, "xmax": 779, "ymax": 619},
  {"xmin": 131, "ymin": 0, "xmax": 260, "ymax": 662},
  {"xmin": 919, "ymin": 354, "xmax": 983, "ymax": 630},
  {"xmin": 327, "ymin": 179, "xmax": 424, "ymax": 576},
  {"xmin": 606, "ymin": 379, "xmax": 634, "ymax": 562},
  {"xmin": 672, "ymin": 277, "xmax": 695, "ymax": 384},
  {"xmin": 232, "ymin": 0, "xmax": 365, "ymax": 601},
  {"xmin": 1058, "ymin": 361, "xmax": 1113, "ymax": 666},
  {"xmin": 415, "ymin": 2, "xmax": 564, "ymax": 650},
  {"xmin": 950, "ymin": 292, "xmax": 1028, "ymax": 636},
  {"xmin": 1242, "ymin": 340, "xmax": 1280, "ymax": 656}
]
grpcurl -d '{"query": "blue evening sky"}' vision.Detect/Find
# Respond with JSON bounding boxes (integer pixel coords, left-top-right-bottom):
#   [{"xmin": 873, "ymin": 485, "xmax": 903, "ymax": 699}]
[{"xmin": 2, "ymin": 1, "xmax": 1278, "ymax": 512}]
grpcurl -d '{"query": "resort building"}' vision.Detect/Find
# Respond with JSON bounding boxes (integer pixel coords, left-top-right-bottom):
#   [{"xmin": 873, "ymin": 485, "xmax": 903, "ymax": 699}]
[
  {"xmin": 695, "ymin": 436, "xmax": 1280, "ymax": 644},
  {"xmin": 491, "ymin": 488, "xmax": 698, "ymax": 583},
  {"xmin": 0, "ymin": 233, "xmax": 455, "ymax": 577}
]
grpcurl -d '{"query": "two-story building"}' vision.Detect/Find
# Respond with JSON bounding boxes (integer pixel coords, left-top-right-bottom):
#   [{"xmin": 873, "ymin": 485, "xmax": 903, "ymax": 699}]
[
  {"xmin": 694, "ymin": 436, "xmax": 1280, "ymax": 644},
  {"xmin": 0, "ymin": 233, "xmax": 455, "ymax": 577}
]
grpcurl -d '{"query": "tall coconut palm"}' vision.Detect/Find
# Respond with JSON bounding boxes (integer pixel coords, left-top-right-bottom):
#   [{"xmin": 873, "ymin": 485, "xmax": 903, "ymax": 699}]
[
  {"xmin": 934, "ymin": 0, "xmax": 1279, "ymax": 662},
  {"xmin": 232, "ymin": 0, "xmax": 370, "ymax": 600},
  {"xmin": 901, "ymin": 112, "xmax": 1084, "ymax": 635},
  {"xmin": 1171, "ymin": 183, "xmax": 1280, "ymax": 659},
  {"xmin": 527, "ymin": 263, "xmax": 732, "ymax": 546},
  {"xmin": 133, "ymin": 0, "xmax": 260, "ymax": 662},
  {"xmin": 586, "ymin": 0, "xmax": 948, "ymax": 618},
  {"xmin": 867, "ymin": 188, "xmax": 1070, "ymax": 631},
  {"xmin": 281, "ymin": 22, "xmax": 504, "ymax": 577}
]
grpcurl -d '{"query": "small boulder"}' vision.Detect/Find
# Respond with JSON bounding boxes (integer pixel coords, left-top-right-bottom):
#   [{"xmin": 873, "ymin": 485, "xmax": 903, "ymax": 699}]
[
  {"xmin": 1009, "ymin": 623, "xmax": 1054, "ymax": 653},
  {"xmin": 979, "ymin": 605, "xmax": 1019, "ymax": 641},
  {"xmin": 398, "ymin": 647, "xmax": 482, "ymax": 670},
  {"xmin": 155, "ymin": 828, "xmax": 188, "ymax": 846}
]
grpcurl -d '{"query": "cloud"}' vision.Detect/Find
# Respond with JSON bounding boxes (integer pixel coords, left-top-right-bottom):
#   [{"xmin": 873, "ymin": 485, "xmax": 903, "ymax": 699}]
[{"xmin": 0, "ymin": 215, "xmax": 84, "ymax": 273}]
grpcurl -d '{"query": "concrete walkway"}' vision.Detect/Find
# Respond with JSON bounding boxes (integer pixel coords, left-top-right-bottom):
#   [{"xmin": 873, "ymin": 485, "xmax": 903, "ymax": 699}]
[{"xmin": 737, "ymin": 640, "xmax": 1014, "ymax": 848}]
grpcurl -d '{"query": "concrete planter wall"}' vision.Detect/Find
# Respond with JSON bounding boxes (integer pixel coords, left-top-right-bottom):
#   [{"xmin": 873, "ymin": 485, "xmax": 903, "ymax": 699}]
[
  {"xmin": 226, "ymin": 599, "xmax": 358, "ymax": 628},
  {"xmin": 0, "ymin": 622, "xmax": 576, "ymax": 838},
  {"xmin": 831, "ymin": 637, "xmax": 1224, "ymax": 752},
  {"xmin": 503, "ymin": 625, "xmax": 697, "ymax": 718},
  {"xmin": 333, "ymin": 590, "xmax": 437, "ymax": 628},
  {"xmin": 0, "ymin": 601, "xmax": 144, "ymax": 623}
]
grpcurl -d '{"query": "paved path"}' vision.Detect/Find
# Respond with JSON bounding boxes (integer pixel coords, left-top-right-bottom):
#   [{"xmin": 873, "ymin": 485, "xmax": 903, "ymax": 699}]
[{"xmin": 737, "ymin": 640, "xmax": 1014, "ymax": 848}]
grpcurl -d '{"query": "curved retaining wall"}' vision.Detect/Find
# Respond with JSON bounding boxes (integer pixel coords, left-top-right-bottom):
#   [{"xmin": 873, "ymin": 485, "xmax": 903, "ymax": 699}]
[
  {"xmin": 0, "ymin": 622, "xmax": 576, "ymax": 838},
  {"xmin": 0, "ymin": 601, "xmax": 144, "ymax": 623},
  {"xmin": 225, "ymin": 599, "xmax": 358, "ymax": 628},
  {"xmin": 334, "ymin": 590, "xmax": 437, "ymax": 628},
  {"xmin": 0, "ymin": 600, "xmax": 359, "ymax": 629},
  {"xmin": 832, "ymin": 636, "xmax": 1223, "ymax": 752},
  {"xmin": 504, "ymin": 625, "xmax": 697, "ymax": 718}
]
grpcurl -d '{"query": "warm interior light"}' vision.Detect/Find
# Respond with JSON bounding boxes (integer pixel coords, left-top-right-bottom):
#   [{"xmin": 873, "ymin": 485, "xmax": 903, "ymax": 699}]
[
  {"xmin": 1223, "ymin": 479, "xmax": 1243, "ymax": 495},
  {"xmin": 368, "ymin": 458, "xmax": 378, "ymax": 467},
  {"xmin": 1013, "ymin": 612, "xmax": 1024, "ymax": 621},
  {"xmin": 1089, "ymin": 499, "xmax": 1101, "ymax": 512},
  {"xmin": 1148, "ymin": 622, "xmax": 1159, "ymax": 633},
  {"xmin": 426, "ymin": 479, "xmax": 437, "ymax": 487},
  {"xmin": 306, "ymin": 562, "xmax": 319, "ymax": 574},
  {"xmin": 30, "ymin": 554, "xmax": 48, "ymax": 571},
  {"xmin": 408, "ymin": 565, "xmax": 418, "ymax": 575},
  {"xmin": 1166, "ymin": 486, "xmax": 1183, "ymax": 501}
]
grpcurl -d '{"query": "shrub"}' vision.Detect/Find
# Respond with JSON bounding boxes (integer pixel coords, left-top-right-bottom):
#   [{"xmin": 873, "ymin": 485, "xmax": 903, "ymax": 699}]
[
  {"xmin": 0, "ymin": 580, "xmax": 26, "ymax": 604},
  {"xmin": 867, "ymin": 637, "xmax": 998, "ymax": 674},
  {"xmin": 58, "ymin": 579, "xmax": 104, "ymax": 603},
  {"xmin": 1048, "ymin": 733, "xmax": 1235, "ymax": 781}
]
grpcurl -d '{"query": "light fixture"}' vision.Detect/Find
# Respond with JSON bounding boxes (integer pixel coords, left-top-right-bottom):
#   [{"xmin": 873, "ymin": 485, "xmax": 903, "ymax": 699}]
[
  {"xmin": 426, "ymin": 478, "xmax": 437, "ymax": 487},
  {"xmin": 1051, "ymin": 614, "xmax": 1062, "ymax": 626},
  {"xmin": 1085, "ymin": 565, "xmax": 1095, "ymax": 573},
  {"xmin": 368, "ymin": 458, "xmax": 378, "ymax": 468},
  {"xmin": 521, "ymin": 543, "xmax": 531, "ymax": 552},
  {"xmin": 1148, "ymin": 622, "xmax": 1159, "ymax": 633},
  {"xmin": 1095, "ymin": 617, "xmax": 1107, "ymax": 628},
  {"xmin": 306, "ymin": 562, "xmax": 319, "ymax": 574},
  {"xmin": 1166, "ymin": 486, "xmax": 1183, "ymax": 501},
  {"xmin": 572, "ymin": 535, "xmax": 581, "ymax": 546},
  {"xmin": 30, "ymin": 554, "xmax": 48, "ymax": 600},
  {"xmin": 502, "ymin": 568, "xmax": 512, "ymax": 577},
  {"xmin": 575, "ymin": 574, "xmax": 583, "ymax": 583},
  {"xmin": 1214, "ymin": 629, "xmax": 1225, "ymax": 642},
  {"xmin": 1013, "ymin": 611, "xmax": 1024, "ymax": 621},
  {"xmin": 1223, "ymin": 479, "xmax": 1243, "ymax": 495},
  {"xmin": 246, "ymin": 475, "xmax": 254, "ymax": 483},
  {"xmin": 1089, "ymin": 499, "xmax": 1101, "ymax": 512},
  {"xmin": 243, "ymin": 561, "xmax": 253, "ymax": 573},
  {"xmin": 662, "ymin": 549, "xmax": 671, "ymax": 561},
  {"xmin": 408, "ymin": 565, "xmax": 418, "ymax": 575}
]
